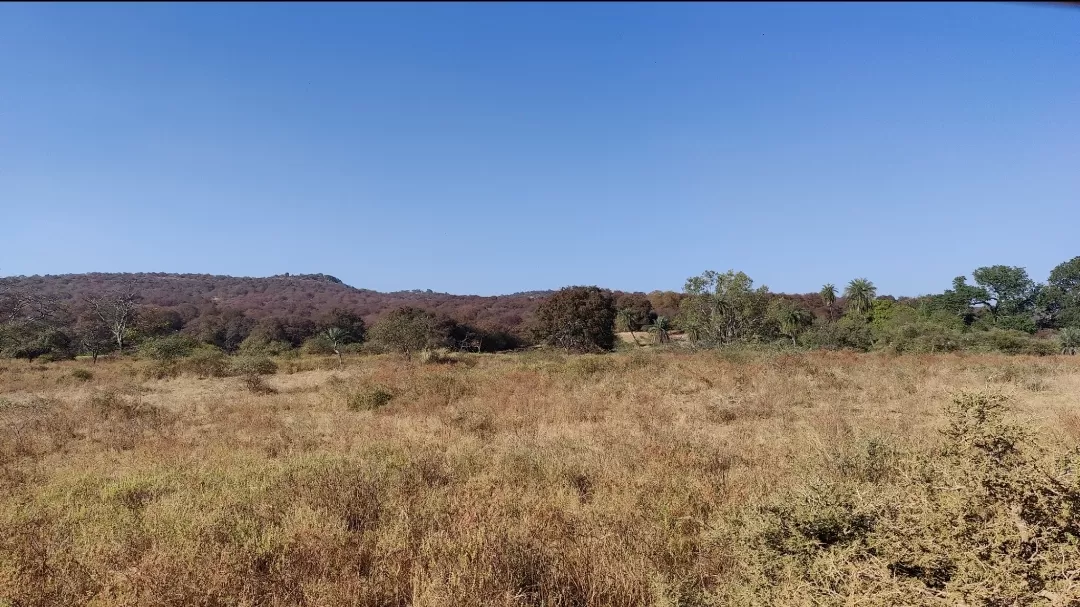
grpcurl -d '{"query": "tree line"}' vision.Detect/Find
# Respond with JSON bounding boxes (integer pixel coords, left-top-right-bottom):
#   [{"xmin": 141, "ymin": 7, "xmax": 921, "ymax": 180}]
[{"xmin": 2, "ymin": 256, "xmax": 1079, "ymax": 361}]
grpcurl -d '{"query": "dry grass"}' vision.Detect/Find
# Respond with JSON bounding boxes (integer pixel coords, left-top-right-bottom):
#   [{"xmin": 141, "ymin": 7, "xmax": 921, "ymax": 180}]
[{"xmin": 0, "ymin": 351, "xmax": 1078, "ymax": 606}]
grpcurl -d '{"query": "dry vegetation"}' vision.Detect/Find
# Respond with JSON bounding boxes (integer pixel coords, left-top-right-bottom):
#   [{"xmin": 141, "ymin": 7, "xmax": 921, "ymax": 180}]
[{"xmin": 1, "ymin": 350, "xmax": 1079, "ymax": 606}]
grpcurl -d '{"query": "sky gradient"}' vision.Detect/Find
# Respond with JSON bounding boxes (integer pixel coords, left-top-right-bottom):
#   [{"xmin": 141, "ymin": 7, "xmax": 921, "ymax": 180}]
[{"xmin": 1, "ymin": 2, "xmax": 1077, "ymax": 296}]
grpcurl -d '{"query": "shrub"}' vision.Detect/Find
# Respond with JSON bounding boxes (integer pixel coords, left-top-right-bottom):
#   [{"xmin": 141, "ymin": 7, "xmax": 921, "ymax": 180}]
[
  {"xmin": 242, "ymin": 374, "xmax": 277, "ymax": 395},
  {"xmin": 139, "ymin": 334, "xmax": 198, "ymax": 361},
  {"xmin": 70, "ymin": 368, "xmax": 93, "ymax": 381},
  {"xmin": 301, "ymin": 335, "xmax": 336, "ymax": 356},
  {"xmin": 368, "ymin": 307, "xmax": 455, "ymax": 360},
  {"xmin": 967, "ymin": 329, "xmax": 1058, "ymax": 356},
  {"xmin": 230, "ymin": 355, "xmax": 278, "ymax": 376},
  {"xmin": 180, "ymin": 346, "xmax": 229, "ymax": 378},
  {"xmin": 531, "ymin": 286, "xmax": 617, "ymax": 353},
  {"xmin": 346, "ymin": 386, "xmax": 394, "ymax": 411}
]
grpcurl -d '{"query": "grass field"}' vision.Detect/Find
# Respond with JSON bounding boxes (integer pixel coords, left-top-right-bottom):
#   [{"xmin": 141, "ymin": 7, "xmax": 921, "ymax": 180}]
[{"xmin": 1, "ymin": 350, "xmax": 1079, "ymax": 606}]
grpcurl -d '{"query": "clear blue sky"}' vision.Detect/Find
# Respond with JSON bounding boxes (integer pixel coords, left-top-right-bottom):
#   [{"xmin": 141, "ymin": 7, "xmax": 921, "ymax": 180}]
[{"xmin": 2, "ymin": 2, "xmax": 1077, "ymax": 296}]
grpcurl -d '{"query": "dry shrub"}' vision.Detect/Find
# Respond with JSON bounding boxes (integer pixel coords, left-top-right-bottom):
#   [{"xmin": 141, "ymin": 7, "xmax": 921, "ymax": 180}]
[
  {"xmin": 70, "ymin": 368, "xmax": 93, "ymax": 382},
  {"xmin": 723, "ymin": 390, "xmax": 1080, "ymax": 605},
  {"xmin": 242, "ymin": 374, "xmax": 278, "ymax": 395},
  {"xmin": 346, "ymin": 386, "xmax": 393, "ymax": 411}
]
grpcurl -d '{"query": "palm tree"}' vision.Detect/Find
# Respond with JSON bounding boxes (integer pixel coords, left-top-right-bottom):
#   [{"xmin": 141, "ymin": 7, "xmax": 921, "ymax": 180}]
[
  {"xmin": 844, "ymin": 278, "xmax": 877, "ymax": 317},
  {"xmin": 1060, "ymin": 327, "xmax": 1080, "ymax": 355},
  {"xmin": 778, "ymin": 307, "xmax": 812, "ymax": 346},
  {"xmin": 617, "ymin": 308, "xmax": 639, "ymax": 345},
  {"xmin": 650, "ymin": 316, "xmax": 671, "ymax": 344},
  {"xmin": 323, "ymin": 327, "xmax": 346, "ymax": 367},
  {"xmin": 820, "ymin": 284, "xmax": 837, "ymax": 310}
]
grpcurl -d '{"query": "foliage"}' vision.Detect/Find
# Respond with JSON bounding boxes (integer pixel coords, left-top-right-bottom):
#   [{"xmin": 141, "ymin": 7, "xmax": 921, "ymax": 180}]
[
  {"xmin": 679, "ymin": 270, "xmax": 771, "ymax": 347},
  {"xmin": 843, "ymin": 278, "xmax": 877, "ymax": 317},
  {"xmin": 230, "ymin": 354, "xmax": 278, "ymax": 376},
  {"xmin": 614, "ymin": 293, "xmax": 654, "ymax": 332},
  {"xmin": 768, "ymin": 299, "xmax": 813, "ymax": 346},
  {"xmin": 531, "ymin": 286, "xmax": 617, "ymax": 353},
  {"xmin": 316, "ymin": 308, "xmax": 366, "ymax": 344},
  {"xmin": 180, "ymin": 346, "xmax": 230, "ymax": 378},
  {"xmin": 139, "ymin": 334, "xmax": 198, "ymax": 362},
  {"xmin": 369, "ymin": 306, "xmax": 455, "ymax": 359},
  {"xmin": 1057, "ymin": 327, "xmax": 1080, "ymax": 355}
]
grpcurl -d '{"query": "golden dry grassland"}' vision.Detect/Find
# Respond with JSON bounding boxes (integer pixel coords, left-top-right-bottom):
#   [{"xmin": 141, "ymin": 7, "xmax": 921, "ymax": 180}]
[{"xmin": 1, "ymin": 349, "xmax": 1079, "ymax": 606}]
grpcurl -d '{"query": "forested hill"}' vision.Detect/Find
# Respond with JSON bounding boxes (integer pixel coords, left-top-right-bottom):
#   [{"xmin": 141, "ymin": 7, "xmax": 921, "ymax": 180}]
[{"xmin": 0, "ymin": 272, "xmax": 551, "ymax": 331}]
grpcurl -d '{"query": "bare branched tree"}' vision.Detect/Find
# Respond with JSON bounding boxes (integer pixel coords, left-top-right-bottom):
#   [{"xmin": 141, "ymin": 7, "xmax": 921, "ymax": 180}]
[{"xmin": 84, "ymin": 290, "xmax": 140, "ymax": 354}]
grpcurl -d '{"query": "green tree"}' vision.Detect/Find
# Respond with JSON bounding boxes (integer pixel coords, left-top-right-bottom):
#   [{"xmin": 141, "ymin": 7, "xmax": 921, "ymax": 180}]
[
  {"xmin": 1039, "ymin": 257, "xmax": 1080, "ymax": 329},
  {"xmin": 970, "ymin": 265, "xmax": 1037, "ymax": 319},
  {"xmin": 617, "ymin": 309, "xmax": 639, "ymax": 344},
  {"xmin": 650, "ymin": 315, "xmax": 671, "ymax": 344},
  {"xmin": 678, "ymin": 270, "xmax": 771, "ymax": 347},
  {"xmin": 843, "ymin": 278, "xmax": 877, "ymax": 318},
  {"xmin": 770, "ymin": 300, "xmax": 813, "ymax": 346},
  {"xmin": 1059, "ymin": 327, "xmax": 1080, "ymax": 355},
  {"xmin": 532, "ymin": 286, "xmax": 617, "ymax": 353},
  {"xmin": 820, "ymin": 284, "xmax": 837, "ymax": 312},
  {"xmin": 369, "ymin": 306, "xmax": 454, "ymax": 360},
  {"xmin": 317, "ymin": 308, "xmax": 366, "ymax": 344},
  {"xmin": 322, "ymin": 327, "xmax": 347, "ymax": 366}
]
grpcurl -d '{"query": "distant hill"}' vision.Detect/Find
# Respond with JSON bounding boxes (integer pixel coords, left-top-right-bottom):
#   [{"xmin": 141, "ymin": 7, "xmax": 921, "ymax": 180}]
[{"xmin": 0, "ymin": 272, "xmax": 551, "ymax": 332}]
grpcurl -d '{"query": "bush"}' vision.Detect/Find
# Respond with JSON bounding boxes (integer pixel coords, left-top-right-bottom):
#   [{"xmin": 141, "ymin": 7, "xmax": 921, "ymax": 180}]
[
  {"xmin": 139, "ymin": 334, "xmax": 198, "ymax": 361},
  {"xmin": 967, "ymin": 329, "xmax": 1058, "ymax": 356},
  {"xmin": 346, "ymin": 386, "xmax": 394, "ymax": 411},
  {"xmin": 180, "ymin": 346, "xmax": 229, "ymax": 378},
  {"xmin": 238, "ymin": 336, "xmax": 293, "ymax": 356},
  {"xmin": 531, "ymin": 286, "xmax": 617, "ymax": 353},
  {"xmin": 230, "ymin": 355, "xmax": 278, "ymax": 376},
  {"xmin": 301, "ymin": 336, "xmax": 336, "ymax": 356},
  {"xmin": 70, "ymin": 368, "xmax": 93, "ymax": 381},
  {"xmin": 242, "ymin": 374, "xmax": 277, "ymax": 395},
  {"xmin": 368, "ymin": 307, "xmax": 455, "ymax": 359}
]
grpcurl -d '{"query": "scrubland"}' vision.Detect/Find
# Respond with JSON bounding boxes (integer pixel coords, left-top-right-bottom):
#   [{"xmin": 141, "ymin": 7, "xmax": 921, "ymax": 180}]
[{"xmin": 1, "ymin": 349, "xmax": 1079, "ymax": 606}]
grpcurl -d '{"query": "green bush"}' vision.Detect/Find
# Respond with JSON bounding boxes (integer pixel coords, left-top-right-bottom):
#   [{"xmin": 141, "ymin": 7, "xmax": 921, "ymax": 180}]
[
  {"xmin": 301, "ymin": 336, "xmax": 336, "ymax": 356},
  {"xmin": 230, "ymin": 355, "xmax": 278, "ymax": 376},
  {"xmin": 238, "ymin": 337, "xmax": 293, "ymax": 356},
  {"xmin": 181, "ymin": 346, "xmax": 229, "ymax": 378},
  {"xmin": 139, "ymin": 334, "xmax": 198, "ymax": 361},
  {"xmin": 966, "ymin": 329, "xmax": 1058, "ymax": 356},
  {"xmin": 70, "ymin": 368, "xmax": 93, "ymax": 381}
]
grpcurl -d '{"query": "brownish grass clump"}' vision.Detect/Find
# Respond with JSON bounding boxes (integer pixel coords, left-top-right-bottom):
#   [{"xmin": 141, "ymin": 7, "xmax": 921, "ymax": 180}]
[{"xmin": 0, "ymin": 351, "xmax": 1078, "ymax": 606}]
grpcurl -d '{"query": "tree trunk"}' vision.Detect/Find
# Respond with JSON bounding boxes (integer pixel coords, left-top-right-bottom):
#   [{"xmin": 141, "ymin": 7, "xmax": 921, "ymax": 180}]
[
  {"xmin": 335, "ymin": 348, "xmax": 343, "ymax": 367},
  {"xmin": 629, "ymin": 329, "xmax": 637, "ymax": 345}
]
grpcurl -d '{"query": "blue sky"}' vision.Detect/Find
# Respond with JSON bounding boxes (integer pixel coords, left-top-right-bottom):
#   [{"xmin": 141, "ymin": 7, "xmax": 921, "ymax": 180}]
[{"xmin": 1, "ymin": 2, "xmax": 1077, "ymax": 296}]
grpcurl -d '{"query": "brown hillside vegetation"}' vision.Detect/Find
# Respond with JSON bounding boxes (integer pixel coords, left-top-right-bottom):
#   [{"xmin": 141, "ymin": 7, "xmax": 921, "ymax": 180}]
[
  {"xmin": 2, "ymin": 350, "xmax": 1079, "ymax": 606},
  {"xmin": 0, "ymin": 273, "xmax": 551, "ymax": 331}
]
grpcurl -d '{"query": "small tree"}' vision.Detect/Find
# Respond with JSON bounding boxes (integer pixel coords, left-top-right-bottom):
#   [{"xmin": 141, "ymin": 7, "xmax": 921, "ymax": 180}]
[
  {"xmin": 771, "ymin": 300, "xmax": 814, "ymax": 346},
  {"xmin": 651, "ymin": 316, "xmax": 672, "ymax": 344},
  {"xmin": 820, "ymin": 284, "xmax": 837, "ymax": 319},
  {"xmin": 84, "ymin": 291, "xmax": 140, "ymax": 354},
  {"xmin": 532, "ymin": 286, "xmax": 617, "ymax": 353},
  {"xmin": 323, "ymin": 327, "xmax": 346, "ymax": 366},
  {"xmin": 317, "ymin": 308, "xmax": 366, "ymax": 344},
  {"xmin": 369, "ymin": 306, "xmax": 452, "ymax": 360},
  {"xmin": 1060, "ymin": 327, "xmax": 1080, "ymax": 355},
  {"xmin": 844, "ymin": 278, "xmax": 877, "ymax": 318},
  {"xmin": 73, "ymin": 314, "xmax": 114, "ymax": 363}
]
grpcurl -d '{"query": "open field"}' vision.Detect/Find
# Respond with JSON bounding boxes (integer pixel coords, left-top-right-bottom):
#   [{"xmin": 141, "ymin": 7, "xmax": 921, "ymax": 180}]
[{"xmin": 1, "ymin": 350, "xmax": 1079, "ymax": 606}]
